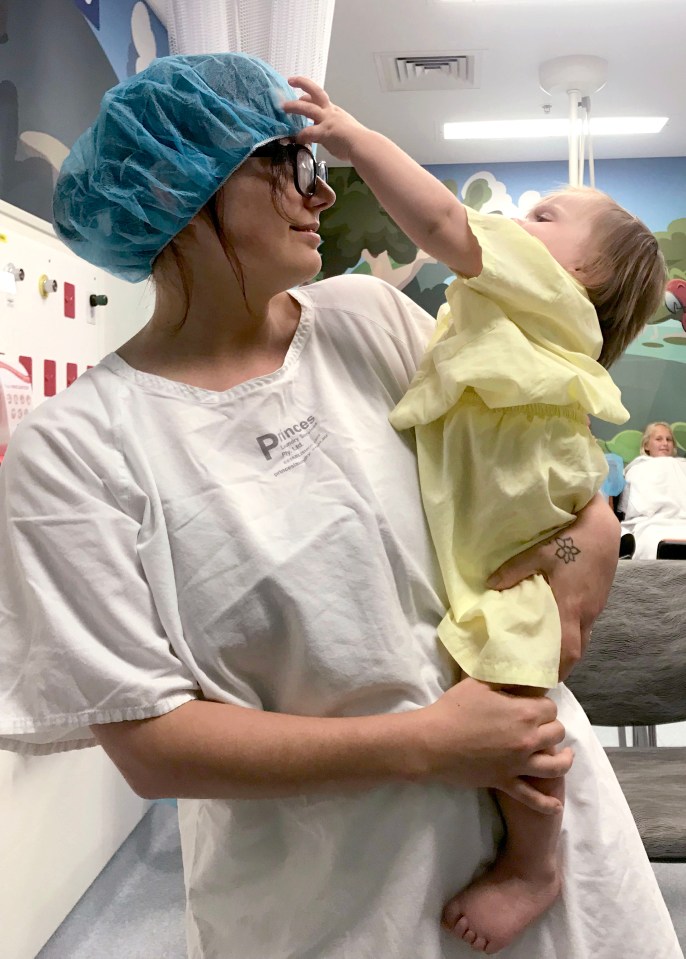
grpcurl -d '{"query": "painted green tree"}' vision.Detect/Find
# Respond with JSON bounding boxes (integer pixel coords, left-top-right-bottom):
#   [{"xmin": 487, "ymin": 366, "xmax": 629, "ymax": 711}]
[
  {"xmin": 462, "ymin": 176, "xmax": 492, "ymax": 211},
  {"xmin": 318, "ymin": 170, "xmax": 465, "ymax": 315},
  {"xmin": 318, "ymin": 168, "xmax": 417, "ymax": 277}
]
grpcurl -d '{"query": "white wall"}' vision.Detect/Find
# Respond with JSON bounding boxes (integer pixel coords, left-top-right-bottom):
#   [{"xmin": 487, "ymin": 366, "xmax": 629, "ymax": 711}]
[
  {"xmin": 0, "ymin": 198, "xmax": 153, "ymax": 407},
  {"xmin": 0, "ymin": 200, "xmax": 154, "ymax": 959},
  {"xmin": 0, "ymin": 749, "xmax": 151, "ymax": 959}
]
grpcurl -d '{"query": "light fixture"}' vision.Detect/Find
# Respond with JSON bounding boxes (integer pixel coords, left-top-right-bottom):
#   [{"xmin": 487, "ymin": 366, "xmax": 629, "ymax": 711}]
[
  {"xmin": 436, "ymin": 0, "xmax": 654, "ymax": 4},
  {"xmin": 443, "ymin": 116, "xmax": 668, "ymax": 140}
]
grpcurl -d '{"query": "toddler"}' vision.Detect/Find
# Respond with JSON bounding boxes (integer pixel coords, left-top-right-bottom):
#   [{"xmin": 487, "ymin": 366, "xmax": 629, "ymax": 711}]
[{"xmin": 284, "ymin": 80, "xmax": 666, "ymax": 954}]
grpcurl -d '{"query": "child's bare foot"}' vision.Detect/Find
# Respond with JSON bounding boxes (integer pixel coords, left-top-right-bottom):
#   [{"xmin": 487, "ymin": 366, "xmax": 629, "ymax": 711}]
[{"xmin": 441, "ymin": 853, "xmax": 562, "ymax": 954}]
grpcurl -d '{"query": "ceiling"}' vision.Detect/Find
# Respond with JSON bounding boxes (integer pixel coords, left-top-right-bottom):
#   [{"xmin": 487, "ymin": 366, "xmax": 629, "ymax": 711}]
[
  {"xmin": 149, "ymin": 0, "xmax": 686, "ymax": 167},
  {"xmin": 322, "ymin": 0, "xmax": 686, "ymax": 166}
]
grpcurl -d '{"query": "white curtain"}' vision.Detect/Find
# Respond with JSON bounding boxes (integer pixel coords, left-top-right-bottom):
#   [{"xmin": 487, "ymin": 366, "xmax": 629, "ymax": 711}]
[{"xmin": 167, "ymin": 0, "xmax": 336, "ymax": 87}]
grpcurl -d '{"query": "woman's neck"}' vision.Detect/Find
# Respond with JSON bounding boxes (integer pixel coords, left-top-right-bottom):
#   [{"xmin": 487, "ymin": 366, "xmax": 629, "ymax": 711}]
[
  {"xmin": 116, "ymin": 216, "xmax": 307, "ymax": 390},
  {"xmin": 117, "ymin": 282, "xmax": 301, "ymax": 392}
]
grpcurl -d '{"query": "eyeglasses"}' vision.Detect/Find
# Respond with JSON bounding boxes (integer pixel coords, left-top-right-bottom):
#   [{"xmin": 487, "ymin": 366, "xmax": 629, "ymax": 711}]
[{"xmin": 251, "ymin": 141, "xmax": 328, "ymax": 198}]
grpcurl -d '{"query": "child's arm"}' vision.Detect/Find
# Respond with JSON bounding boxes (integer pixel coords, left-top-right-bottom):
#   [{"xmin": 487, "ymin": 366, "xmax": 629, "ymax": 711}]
[{"xmin": 283, "ymin": 77, "xmax": 483, "ymax": 278}]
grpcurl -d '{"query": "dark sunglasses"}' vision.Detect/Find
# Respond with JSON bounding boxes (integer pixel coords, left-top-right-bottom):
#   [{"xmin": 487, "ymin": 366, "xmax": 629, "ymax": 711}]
[{"xmin": 251, "ymin": 141, "xmax": 328, "ymax": 198}]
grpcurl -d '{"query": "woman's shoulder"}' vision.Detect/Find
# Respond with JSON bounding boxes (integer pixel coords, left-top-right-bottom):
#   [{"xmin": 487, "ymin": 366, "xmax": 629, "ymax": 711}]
[
  {"xmin": 3, "ymin": 360, "xmax": 124, "ymax": 475},
  {"xmin": 295, "ymin": 274, "xmax": 436, "ymax": 343},
  {"xmin": 292, "ymin": 275, "xmax": 437, "ymax": 378},
  {"xmin": 298, "ymin": 273, "xmax": 419, "ymax": 309}
]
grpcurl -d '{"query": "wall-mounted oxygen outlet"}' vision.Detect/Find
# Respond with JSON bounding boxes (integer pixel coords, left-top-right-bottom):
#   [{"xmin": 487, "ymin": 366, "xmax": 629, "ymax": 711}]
[{"xmin": 38, "ymin": 274, "xmax": 58, "ymax": 298}]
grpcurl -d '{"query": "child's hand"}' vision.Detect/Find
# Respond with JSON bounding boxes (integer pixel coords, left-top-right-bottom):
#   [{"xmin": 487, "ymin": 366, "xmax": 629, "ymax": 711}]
[{"xmin": 283, "ymin": 76, "xmax": 368, "ymax": 163}]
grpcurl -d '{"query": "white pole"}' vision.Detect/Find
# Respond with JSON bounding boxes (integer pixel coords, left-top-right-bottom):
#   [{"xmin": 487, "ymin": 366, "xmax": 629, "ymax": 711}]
[
  {"xmin": 586, "ymin": 98, "xmax": 596, "ymax": 188},
  {"xmin": 568, "ymin": 88, "xmax": 580, "ymax": 186}
]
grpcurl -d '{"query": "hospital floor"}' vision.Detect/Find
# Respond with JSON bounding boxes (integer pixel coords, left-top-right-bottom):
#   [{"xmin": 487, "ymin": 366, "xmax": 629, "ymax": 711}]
[{"xmin": 37, "ymin": 799, "xmax": 686, "ymax": 959}]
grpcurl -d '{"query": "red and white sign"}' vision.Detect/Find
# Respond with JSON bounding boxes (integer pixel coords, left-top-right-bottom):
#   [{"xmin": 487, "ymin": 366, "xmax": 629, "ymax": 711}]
[{"xmin": 0, "ymin": 358, "xmax": 33, "ymax": 464}]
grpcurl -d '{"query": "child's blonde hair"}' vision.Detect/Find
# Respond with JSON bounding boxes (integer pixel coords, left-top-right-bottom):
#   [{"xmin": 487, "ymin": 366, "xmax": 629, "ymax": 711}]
[
  {"xmin": 640, "ymin": 421, "xmax": 677, "ymax": 456},
  {"xmin": 544, "ymin": 186, "xmax": 666, "ymax": 369}
]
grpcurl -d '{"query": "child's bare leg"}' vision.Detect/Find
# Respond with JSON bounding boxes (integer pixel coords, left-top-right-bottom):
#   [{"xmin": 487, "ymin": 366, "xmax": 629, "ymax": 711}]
[{"xmin": 442, "ymin": 684, "xmax": 564, "ymax": 954}]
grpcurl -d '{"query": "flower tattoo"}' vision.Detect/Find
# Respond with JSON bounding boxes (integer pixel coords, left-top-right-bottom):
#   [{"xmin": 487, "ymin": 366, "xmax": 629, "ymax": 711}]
[{"xmin": 554, "ymin": 536, "xmax": 581, "ymax": 564}]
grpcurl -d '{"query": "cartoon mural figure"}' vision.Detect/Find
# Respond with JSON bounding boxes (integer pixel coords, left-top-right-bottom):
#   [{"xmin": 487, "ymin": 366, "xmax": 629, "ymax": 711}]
[
  {"xmin": 0, "ymin": 79, "xmax": 55, "ymax": 219},
  {"xmin": 629, "ymin": 218, "xmax": 686, "ymax": 356},
  {"xmin": 128, "ymin": 1, "xmax": 160, "ymax": 76},
  {"xmin": 73, "ymin": 0, "xmax": 99, "ymax": 28},
  {"xmin": 665, "ymin": 277, "xmax": 686, "ymax": 333},
  {"xmin": 0, "ymin": 0, "xmax": 165, "ymax": 223}
]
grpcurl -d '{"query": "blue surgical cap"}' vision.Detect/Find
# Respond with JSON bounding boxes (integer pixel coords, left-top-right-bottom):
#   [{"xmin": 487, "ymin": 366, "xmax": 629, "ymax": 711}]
[{"xmin": 52, "ymin": 53, "xmax": 307, "ymax": 282}]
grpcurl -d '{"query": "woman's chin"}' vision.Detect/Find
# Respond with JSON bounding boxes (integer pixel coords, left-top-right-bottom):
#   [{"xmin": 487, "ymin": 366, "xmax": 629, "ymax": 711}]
[{"xmin": 288, "ymin": 253, "xmax": 323, "ymax": 288}]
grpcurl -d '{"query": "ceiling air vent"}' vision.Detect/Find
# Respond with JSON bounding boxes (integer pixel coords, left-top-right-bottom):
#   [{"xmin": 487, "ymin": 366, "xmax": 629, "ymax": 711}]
[{"xmin": 375, "ymin": 52, "xmax": 479, "ymax": 92}]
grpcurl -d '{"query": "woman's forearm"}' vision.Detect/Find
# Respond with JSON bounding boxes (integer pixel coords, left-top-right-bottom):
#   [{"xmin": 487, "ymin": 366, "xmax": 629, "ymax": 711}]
[
  {"xmin": 92, "ymin": 680, "xmax": 571, "ymax": 809},
  {"xmin": 92, "ymin": 699, "xmax": 426, "ymax": 800}
]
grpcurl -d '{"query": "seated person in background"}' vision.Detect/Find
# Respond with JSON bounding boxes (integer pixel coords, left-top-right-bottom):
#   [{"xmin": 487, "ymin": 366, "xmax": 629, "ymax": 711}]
[
  {"xmin": 600, "ymin": 451, "xmax": 631, "ymax": 554},
  {"xmin": 618, "ymin": 422, "xmax": 686, "ymax": 558}
]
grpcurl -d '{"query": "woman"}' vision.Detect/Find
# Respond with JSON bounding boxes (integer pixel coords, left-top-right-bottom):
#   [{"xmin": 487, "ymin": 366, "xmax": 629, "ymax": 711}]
[
  {"xmin": 619, "ymin": 422, "xmax": 686, "ymax": 559},
  {"xmin": 0, "ymin": 54, "xmax": 680, "ymax": 959}
]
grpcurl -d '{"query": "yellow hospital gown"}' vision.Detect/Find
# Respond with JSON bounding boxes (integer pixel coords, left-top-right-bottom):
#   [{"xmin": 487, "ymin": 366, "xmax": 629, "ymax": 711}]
[{"xmin": 390, "ymin": 208, "xmax": 628, "ymax": 688}]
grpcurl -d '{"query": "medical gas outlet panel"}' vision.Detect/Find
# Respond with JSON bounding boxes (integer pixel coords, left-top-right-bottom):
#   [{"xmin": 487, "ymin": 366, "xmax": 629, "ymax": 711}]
[{"xmin": 0, "ymin": 201, "xmax": 150, "ymax": 430}]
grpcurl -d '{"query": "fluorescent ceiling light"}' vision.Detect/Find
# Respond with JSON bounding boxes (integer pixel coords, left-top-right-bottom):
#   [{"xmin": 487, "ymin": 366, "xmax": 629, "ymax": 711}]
[
  {"xmin": 438, "ymin": 1, "xmax": 652, "ymax": 4},
  {"xmin": 443, "ymin": 117, "xmax": 668, "ymax": 139}
]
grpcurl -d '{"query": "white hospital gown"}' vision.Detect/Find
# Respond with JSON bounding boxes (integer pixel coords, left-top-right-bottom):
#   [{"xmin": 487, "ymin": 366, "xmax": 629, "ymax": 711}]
[
  {"xmin": 0, "ymin": 275, "xmax": 681, "ymax": 958},
  {"xmin": 619, "ymin": 455, "xmax": 686, "ymax": 558}
]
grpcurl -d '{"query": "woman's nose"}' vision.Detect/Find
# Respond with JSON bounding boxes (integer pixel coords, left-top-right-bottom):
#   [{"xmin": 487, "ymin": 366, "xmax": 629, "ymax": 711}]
[{"xmin": 308, "ymin": 178, "xmax": 336, "ymax": 211}]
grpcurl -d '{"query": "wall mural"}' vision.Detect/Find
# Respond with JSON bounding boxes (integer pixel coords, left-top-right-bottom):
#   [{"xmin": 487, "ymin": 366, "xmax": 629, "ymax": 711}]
[
  {"xmin": 0, "ymin": 0, "xmax": 167, "ymax": 223},
  {"xmin": 2, "ymin": 5, "xmax": 683, "ymax": 457},
  {"xmin": 319, "ymin": 159, "xmax": 686, "ymax": 459}
]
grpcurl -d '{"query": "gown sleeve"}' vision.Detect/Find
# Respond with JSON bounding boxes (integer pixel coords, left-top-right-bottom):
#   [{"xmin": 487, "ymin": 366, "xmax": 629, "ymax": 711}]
[{"xmin": 0, "ymin": 405, "xmax": 198, "ymax": 755}]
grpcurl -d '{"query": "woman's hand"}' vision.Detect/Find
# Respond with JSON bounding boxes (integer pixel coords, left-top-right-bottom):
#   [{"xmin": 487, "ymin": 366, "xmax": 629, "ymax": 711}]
[
  {"xmin": 419, "ymin": 678, "xmax": 573, "ymax": 813},
  {"xmin": 486, "ymin": 493, "xmax": 620, "ymax": 681}
]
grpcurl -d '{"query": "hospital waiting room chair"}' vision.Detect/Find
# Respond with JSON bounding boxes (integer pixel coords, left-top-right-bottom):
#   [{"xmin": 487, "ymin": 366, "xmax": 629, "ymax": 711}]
[
  {"xmin": 566, "ymin": 559, "xmax": 686, "ymax": 863},
  {"xmin": 657, "ymin": 540, "xmax": 686, "ymax": 560}
]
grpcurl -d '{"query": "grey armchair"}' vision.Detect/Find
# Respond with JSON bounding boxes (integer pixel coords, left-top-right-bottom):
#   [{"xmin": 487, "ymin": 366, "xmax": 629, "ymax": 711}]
[{"xmin": 566, "ymin": 559, "xmax": 686, "ymax": 862}]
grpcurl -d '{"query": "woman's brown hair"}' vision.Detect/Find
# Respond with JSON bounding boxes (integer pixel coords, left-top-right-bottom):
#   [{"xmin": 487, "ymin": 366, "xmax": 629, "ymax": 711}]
[{"xmin": 151, "ymin": 149, "xmax": 296, "ymax": 326}]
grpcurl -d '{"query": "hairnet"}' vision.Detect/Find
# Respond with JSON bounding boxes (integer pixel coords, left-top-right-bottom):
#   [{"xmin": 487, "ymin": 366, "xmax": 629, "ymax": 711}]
[{"xmin": 52, "ymin": 53, "xmax": 307, "ymax": 282}]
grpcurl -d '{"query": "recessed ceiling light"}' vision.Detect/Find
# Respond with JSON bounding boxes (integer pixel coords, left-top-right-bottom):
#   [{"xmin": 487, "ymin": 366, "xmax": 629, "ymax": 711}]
[
  {"xmin": 437, "ymin": 0, "xmax": 652, "ymax": 4},
  {"xmin": 443, "ymin": 117, "xmax": 668, "ymax": 139}
]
